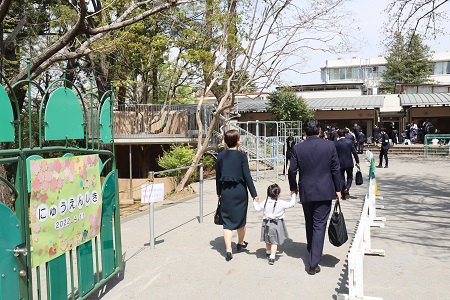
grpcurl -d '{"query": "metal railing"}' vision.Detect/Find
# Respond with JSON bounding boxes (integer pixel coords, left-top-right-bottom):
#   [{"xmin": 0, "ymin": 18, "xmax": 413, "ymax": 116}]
[
  {"xmin": 113, "ymin": 104, "xmax": 213, "ymax": 139},
  {"xmin": 338, "ymin": 154, "xmax": 385, "ymax": 300},
  {"xmin": 424, "ymin": 134, "xmax": 450, "ymax": 157}
]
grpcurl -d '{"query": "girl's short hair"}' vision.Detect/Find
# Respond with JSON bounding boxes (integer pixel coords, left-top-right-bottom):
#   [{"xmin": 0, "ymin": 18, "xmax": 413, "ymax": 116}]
[{"xmin": 224, "ymin": 129, "xmax": 240, "ymax": 148}]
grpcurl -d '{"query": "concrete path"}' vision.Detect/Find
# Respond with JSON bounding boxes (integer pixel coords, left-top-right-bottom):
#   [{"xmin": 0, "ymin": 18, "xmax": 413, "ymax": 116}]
[{"xmin": 87, "ymin": 155, "xmax": 450, "ymax": 300}]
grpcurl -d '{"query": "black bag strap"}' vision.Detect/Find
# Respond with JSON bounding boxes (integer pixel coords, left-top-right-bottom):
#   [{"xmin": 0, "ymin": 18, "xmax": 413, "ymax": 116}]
[
  {"xmin": 217, "ymin": 198, "xmax": 221, "ymax": 209},
  {"xmin": 334, "ymin": 199, "xmax": 341, "ymax": 214}
]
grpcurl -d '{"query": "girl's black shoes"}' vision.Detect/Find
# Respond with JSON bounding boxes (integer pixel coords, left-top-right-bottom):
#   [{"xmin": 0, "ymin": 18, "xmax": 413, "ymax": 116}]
[
  {"xmin": 225, "ymin": 252, "xmax": 233, "ymax": 261},
  {"xmin": 236, "ymin": 241, "xmax": 248, "ymax": 252}
]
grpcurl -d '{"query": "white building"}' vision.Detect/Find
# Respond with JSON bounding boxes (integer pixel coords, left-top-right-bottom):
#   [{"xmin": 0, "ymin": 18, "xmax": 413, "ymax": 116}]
[{"xmin": 320, "ymin": 52, "xmax": 450, "ymax": 94}]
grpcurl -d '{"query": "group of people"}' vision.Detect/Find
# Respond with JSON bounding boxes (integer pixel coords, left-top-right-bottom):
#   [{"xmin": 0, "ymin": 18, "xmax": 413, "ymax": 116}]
[
  {"xmin": 216, "ymin": 119, "xmax": 357, "ymax": 275},
  {"xmin": 401, "ymin": 120, "xmax": 434, "ymax": 144},
  {"xmin": 324, "ymin": 123, "xmax": 366, "ymax": 154}
]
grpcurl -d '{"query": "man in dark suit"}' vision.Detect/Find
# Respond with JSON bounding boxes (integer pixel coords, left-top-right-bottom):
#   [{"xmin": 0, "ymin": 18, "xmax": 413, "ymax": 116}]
[
  {"xmin": 288, "ymin": 118, "xmax": 342, "ymax": 275},
  {"xmin": 357, "ymin": 130, "xmax": 366, "ymax": 154},
  {"xmin": 335, "ymin": 129, "xmax": 360, "ymax": 199},
  {"xmin": 377, "ymin": 128, "xmax": 390, "ymax": 168}
]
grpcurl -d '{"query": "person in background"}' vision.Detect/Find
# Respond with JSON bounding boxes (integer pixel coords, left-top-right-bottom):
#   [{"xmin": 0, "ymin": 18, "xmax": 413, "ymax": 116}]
[
  {"xmin": 253, "ymin": 183, "xmax": 296, "ymax": 265},
  {"xmin": 353, "ymin": 123, "xmax": 361, "ymax": 137},
  {"xmin": 357, "ymin": 130, "xmax": 366, "ymax": 154},
  {"xmin": 344, "ymin": 127, "xmax": 356, "ymax": 144},
  {"xmin": 335, "ymin": 129, "xmax": 360, "ymax": 199},
  {"xmin": 377, "ymin": 128, "xmax": 390, "ymax": 168},
  {"xmin": 392, "ymin": 128, "xmax": 399, "ymax": 145},
  {"xmin": 373, "ymin": 125, "xmax": 381, "ymax": 145},
  {"xmin": 216, "ymin": 129, "xmax": 259, "ymax": 261},
  {"xmin": 288, "ymin": 118, "xmax": 342, "ymax": 275},
  {"xmin": 283, "ymin": 136, "xmax": 295, "ymax": 175}
]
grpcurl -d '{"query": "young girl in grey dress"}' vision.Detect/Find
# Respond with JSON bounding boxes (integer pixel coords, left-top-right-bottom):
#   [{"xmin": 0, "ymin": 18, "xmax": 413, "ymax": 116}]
[{"xmin": 253, "ymin": 184, "xmax": 296, "ymax": 265}]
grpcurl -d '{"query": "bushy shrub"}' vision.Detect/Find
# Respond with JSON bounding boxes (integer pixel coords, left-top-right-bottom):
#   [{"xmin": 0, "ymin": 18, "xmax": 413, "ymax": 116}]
[{"xmin": 201, "ymin": 155, "xmax": 216, "ymax": 173}]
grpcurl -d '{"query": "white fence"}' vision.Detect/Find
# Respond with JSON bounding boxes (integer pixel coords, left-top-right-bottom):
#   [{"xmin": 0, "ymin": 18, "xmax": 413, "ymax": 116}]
[{"xmin": 338, "ymin": 152, "xmax": 385, "ymax": 300}]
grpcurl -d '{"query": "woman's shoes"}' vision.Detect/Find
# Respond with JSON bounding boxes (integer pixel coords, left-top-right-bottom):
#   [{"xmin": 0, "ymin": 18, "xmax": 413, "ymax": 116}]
[
  {"xmin": 236, "ymin": 241, "xmax": 248, "ymax": 252},
  {"xmin": 225, "ymin": 252, "xmax": 233, "ymax": 261}
]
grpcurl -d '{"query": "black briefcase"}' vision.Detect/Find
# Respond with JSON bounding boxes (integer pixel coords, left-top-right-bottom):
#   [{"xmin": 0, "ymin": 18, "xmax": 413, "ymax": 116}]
[
  {"xmin": 355, "ymin": 168, "xmax": 363, "ymax": 185},
  {"xmin": 328, "ymin": 200, "xmax": 348, "ymax": 247}
]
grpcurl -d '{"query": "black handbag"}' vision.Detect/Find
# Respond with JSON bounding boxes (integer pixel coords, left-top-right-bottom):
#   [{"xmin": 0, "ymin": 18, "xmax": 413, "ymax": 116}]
[
  {"xmin": 328, "ymin": 200, "xmax": 348, "ymax": 247},
  {"xmin": 214, "ymin": 198, "xmax": 223, "ymax": 225},
  {"xmin": 355, "ymin": 167, "xmax": 363, "ymax": 185}
]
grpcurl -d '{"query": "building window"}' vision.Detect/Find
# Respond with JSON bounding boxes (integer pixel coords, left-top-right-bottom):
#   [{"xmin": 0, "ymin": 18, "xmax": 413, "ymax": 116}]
[{"xmin": 433, "ymin": 61, "xmax": 450, "ymax": 75}]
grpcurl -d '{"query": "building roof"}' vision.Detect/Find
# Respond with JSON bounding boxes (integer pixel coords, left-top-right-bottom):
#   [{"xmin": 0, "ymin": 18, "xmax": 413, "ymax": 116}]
[
  {"xmin": 233, "ymin": 95, "xmax": 384, "ymax": 112},
  {"xmin": 304, "ymin": 96, "xmax": 384, "ymax": 110},
  {"xmin": 399, "ymin": 93, "xmax": 450, "ymax": 106}
]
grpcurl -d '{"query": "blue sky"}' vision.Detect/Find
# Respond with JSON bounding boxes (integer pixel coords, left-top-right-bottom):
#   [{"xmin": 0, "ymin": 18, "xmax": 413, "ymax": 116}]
[{"xmin": 284, "ymin": 0, "xmax": 450, "ymax": 85}]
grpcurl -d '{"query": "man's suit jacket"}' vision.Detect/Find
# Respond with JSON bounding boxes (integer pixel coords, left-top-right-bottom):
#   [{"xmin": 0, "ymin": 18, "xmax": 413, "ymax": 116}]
[
  {"xmin": 380, "ymin": 133, "xmax": 391, "ymax": 150},
  {"xmin": 335, "ymin": 138, "xmax": 359, "ymax": 169},
  {"xmin": 288, "ymin": 136, "xmax": 341, "ymax": 203},
  {"xmin": 357, "ymin": 132, "xmax": 365, "ymax": 143}
]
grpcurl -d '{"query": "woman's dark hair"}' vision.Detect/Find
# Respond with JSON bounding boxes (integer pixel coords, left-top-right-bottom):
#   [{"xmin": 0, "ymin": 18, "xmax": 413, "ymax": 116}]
[
  {"xmin": 303, "ymin": 118, "xmax": 321, "ymax": 136},
  {"xmin": 224, "ymin": 129, "xmax": 240, "ymax": 148},
  {"xmin": 264, "ymin": 183, "xmax": 281, "ymax": 212}
]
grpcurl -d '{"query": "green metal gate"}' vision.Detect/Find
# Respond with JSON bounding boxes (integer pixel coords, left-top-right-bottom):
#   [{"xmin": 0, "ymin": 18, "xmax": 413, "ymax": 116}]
[{"xmin": 0, "ymin": 69, "xmax": 122, "ymax": 299}]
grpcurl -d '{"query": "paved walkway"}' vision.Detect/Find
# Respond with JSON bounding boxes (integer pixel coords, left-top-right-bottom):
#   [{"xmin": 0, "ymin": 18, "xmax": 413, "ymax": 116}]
[{"xmin": 87, "ymin": 155, "xmax": 450, "ymax": 300}]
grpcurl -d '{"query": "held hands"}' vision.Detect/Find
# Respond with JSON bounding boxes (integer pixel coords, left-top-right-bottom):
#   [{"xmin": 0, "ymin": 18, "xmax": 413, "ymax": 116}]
[
  {"xmin": 253, "ymin": 196, "xmax": 259, "ymax": 203},
  {"xmin": 336, "ymin": 191, "xmax": 342, "ymax": 200}
]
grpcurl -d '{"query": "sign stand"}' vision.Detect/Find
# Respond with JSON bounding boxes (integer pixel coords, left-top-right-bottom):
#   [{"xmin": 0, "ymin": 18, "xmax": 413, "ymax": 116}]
[{"xmin": 142, "ymin": 171, "xmax": 164, "ymax": 249}]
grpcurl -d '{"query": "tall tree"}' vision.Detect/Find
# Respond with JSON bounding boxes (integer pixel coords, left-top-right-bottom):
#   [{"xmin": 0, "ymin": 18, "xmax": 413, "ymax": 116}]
[
  {"xmin": 176, "ymin": 0, "xmax": 357, "ymax": 190},
  {"xmin": 384, "ymin": 0, "xmax": 449, "ymax": 43},
  {"xmin": 267, "ymin": 88, "xmax": 314, "ymax": 122},
  {"xmin": 0, "ymin": 0, "xmax": 199, "ymax": 108},
  {"xmin": 381, "ymin": 33, "xmax": 432, "ymax": 93}
]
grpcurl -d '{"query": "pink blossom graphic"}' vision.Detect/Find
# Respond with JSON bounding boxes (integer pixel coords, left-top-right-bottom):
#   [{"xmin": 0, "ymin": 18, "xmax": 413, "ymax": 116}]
[
  {"xmin": 53, "ymin": 159, "xmax": 61, "ymax": 173},
  {"xmin": 41, "ymin": 181, "xmax": 48, "ymax": 191},
  {"xmin": 57, "ymin": 179, "xmax": 63, "ymax": 189},
  {"xmin": 45, "ymin": 171, "xmax": 52, "ymax": 182},
  {"xmin": 89, "ymin": 206, "xmax": 102, "ymax": 236},
  {"xmin": 49, "ymin": 178, "xmax": 58, "ymax": 192},
  {"xmin": 41, "ymin": 193, "xmax": 48, "ymax": 203},
  {"xmin": 32, "ymin": 178, "xmax": 41, "ymax": 191},
  {"xmin": 33, "ymin": 223, "xmax": 40, "ymax": 233},
  {"xmin": 31, "ymin": 161, "xmax": 41, "ymax": 175},
  {"xmin": 33, "ymin": 201, "xmax": 39, "ymax": 208},
  {"xmin": 37, "ymin": 172, "xmax": 44, "ymax": 183},
  {"xmin": 41, "ymin": 161, "xmax": 48, "ymax": 171}
]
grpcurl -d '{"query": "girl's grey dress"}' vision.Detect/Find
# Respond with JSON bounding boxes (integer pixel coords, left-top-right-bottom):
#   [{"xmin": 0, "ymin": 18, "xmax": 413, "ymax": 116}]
[{"xmin": 216, "ymin": 150, "xmax": 257, "ymax": 230}]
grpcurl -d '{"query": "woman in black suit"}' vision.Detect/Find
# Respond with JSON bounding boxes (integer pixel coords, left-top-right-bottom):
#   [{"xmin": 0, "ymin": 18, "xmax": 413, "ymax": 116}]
[
  {"xmin": 216, "ymin": 130, "xmax": 259, "ymax": 261},
  {"xmin": 283, "ymin": 136, "xmax": 295, "ymax": 175}
]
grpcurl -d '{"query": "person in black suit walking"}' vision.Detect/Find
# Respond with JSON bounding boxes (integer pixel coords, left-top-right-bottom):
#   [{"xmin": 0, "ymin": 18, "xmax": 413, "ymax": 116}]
[
  {"xmin": 377, "ymin": 128, "xmax": 390, "ymax": 168},
  {"xmin": 288, "ymin": 118, "xmax": 342, "ymax": 275},
  {"xmin": 283, "ymin": 136, "xmax": 295, "ymax": 175},
  {"xmin": 357, "ymin": 130, "xmax": 366, "ymax": 154},
  {"xmin": 335, "ymin": 129, "xmax": 360, "ymax": 199}
]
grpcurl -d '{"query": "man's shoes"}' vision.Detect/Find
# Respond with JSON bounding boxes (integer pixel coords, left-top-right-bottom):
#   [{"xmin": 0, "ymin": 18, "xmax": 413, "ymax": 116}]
[
  {"xmin": 225, "ymin": 252, "xmax": 233, "ymax": 261},
  {"xmin": 344, "ymin": 189, "xmax": 350, "ymax": 200},
  {"xmin": 307, "ymin": 265, "xmax": 321, "ymax": 275},
  {"xmin": 384, "ymin": 165, "xmax": 388, "ymax": 168},
  {"xmin": 376, "ymin": 165, "xmax": 383, "ymax": 168},
  {"xmin": 236, "ymin": 241, "xmax": 248, "ymax": 252},
  {"xmin": 268, "ymin": 258, "xmax": 275, "ymax": 265}
]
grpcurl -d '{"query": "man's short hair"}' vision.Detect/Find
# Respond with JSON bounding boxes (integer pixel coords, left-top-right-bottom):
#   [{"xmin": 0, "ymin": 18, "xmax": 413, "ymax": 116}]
[
  {"xmin": 303, "ymin": 118, "xmax": 321, "ymax": 136},
  {"xmin": 338, "ymin": 129, "xmax": 346, "ymax": 137}
]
